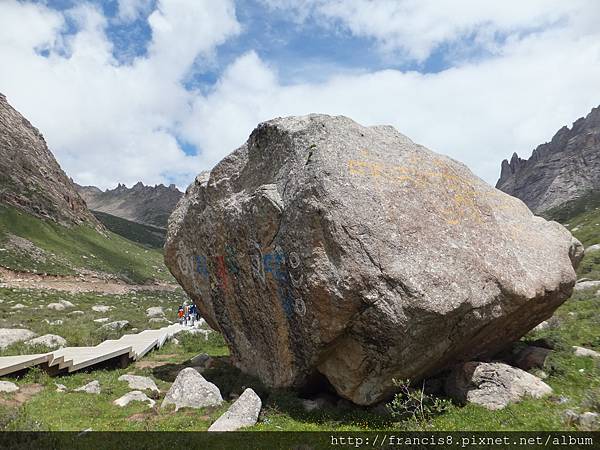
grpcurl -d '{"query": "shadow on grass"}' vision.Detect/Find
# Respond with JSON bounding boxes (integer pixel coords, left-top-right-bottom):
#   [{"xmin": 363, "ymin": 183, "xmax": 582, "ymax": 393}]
[{"xmin": 151, "ymin": 356, "xmax": 395, "ymax": 429}]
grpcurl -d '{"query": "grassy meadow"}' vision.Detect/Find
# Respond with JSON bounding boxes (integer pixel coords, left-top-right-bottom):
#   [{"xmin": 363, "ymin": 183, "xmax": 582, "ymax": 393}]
[{"xmin": 0, "ymin": 205, "xmax": 171, "ymax": 284}]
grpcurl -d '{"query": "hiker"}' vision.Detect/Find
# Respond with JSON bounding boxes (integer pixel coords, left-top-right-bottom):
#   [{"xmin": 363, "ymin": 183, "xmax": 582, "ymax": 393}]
[
  {"xmin": 177, "ymin": 305, "xmax": 184, "ymax": 325},
  {"xmin": 183, "ymin": 303, "xmax": 190, "ymax": 326},
  {"xmin": 189, "ymin": 303, "xmax": 196, "ymax": 326}
]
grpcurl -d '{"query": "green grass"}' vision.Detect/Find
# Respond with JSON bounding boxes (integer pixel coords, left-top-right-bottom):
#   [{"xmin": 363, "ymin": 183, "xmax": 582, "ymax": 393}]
[
  {"xmin": 0, "ymin": 197, "xmax": 599, "ymax": 432},
  {"xmin": 0, "ymin": 205, "xmax": 172, "ymax": 283},
  {"xmin": 0, "ymin": 288, "xmax": 189, "ymax": 353},
  {"xmin": 0, "ymin": 286, "xmax": 231, "ymax": 431},
  {"xmin": 92, "ymin": 211, "xmax": 166, "ymax": 249},
  {"xmin": 544, "ymin": 190, "xmax": 600, "ymax": 225},
  {"xmin": 546, "ymin": 192, "xmax": 600, "ymax": 279},
  {"xmin": 0, "ymin": 282, "xmax": 598, "ymax": 431}
]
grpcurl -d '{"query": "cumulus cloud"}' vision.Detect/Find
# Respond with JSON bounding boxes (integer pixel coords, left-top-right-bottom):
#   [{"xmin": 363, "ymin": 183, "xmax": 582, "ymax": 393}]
[
  {"xmin": 183, "ymin": 4, "xmax": 600, "ymax": 184},
  {"xmin": 117, "ymin": 0, "xmax": 154, "ymax": 22},
  {"xmin": 0, "ymin": 0, "xmax": 599, "ymax": 190},
  {"xmin": 0, "ymin": 0, "xmax": 240, "ymax": 189},
  {"xmin": 260, "ymin": 0, "xmax": 592, "ymax": 62}
]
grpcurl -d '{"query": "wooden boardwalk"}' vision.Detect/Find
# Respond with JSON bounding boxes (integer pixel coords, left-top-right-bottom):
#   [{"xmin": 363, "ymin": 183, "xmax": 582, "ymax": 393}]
[{"xmin": 0, "ymin": 323, "xmax": 187, "ymax": 377}]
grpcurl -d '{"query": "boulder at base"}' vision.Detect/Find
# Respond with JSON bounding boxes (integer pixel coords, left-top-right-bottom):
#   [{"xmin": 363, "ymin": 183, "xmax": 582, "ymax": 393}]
[
  {"xmin": 161, "ymin": 368, "xmax": 222, "ymax": 411},
  {"xmin": 445, "ymin": 362, "xmax": 553, "ymax": 410},
  {"xmin": 165, "ymin": 114, "xmax": 583, "ymax": 405},
  {"xmin": 208, "ymin": 388, "xmax": 262, "ymax": 431}
]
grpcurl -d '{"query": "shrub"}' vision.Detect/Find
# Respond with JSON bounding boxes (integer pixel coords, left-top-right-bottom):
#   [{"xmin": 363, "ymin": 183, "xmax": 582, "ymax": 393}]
[{"xmin": 386, "ymin": 379, "xmax": 450, "ymax": 424}]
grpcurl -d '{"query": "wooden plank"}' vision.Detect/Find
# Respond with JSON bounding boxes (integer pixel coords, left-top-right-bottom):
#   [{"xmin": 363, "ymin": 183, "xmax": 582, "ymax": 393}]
[{"xmin": 0, "ymin": 354, "xmax": 50, "ymax": 376}]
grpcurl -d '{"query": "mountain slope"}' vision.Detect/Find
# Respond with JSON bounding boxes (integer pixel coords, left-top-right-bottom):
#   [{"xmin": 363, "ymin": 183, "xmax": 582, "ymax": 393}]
[
  {"xmin": 496, "ymin": 105, "xmax": 600, "ymax": 215},
  {"xmin": 0, "ymin": 204, "xmax": 170, "ymax": 283},
  {"xmin": 0, "ymin": 93, "xmax": 100, "ymax": 228},
  {"xmin": 0, "ymin": 94, "xmax": 170, "ymax": 283},
  {"xmin": 91, "ymin": 210, "xmax": 166, "ymax": 249},
  {"xmin": 77, "ymin": 182, "xmax": 182, "ymax": 228}
]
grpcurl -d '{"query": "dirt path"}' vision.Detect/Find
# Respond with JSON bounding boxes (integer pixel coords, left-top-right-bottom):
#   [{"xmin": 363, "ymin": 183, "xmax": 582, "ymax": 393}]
[
  {"xmin": 0, "ymin": 384, "xmax": 44, "ymax": 407},
  {"xmin": 0, "ymin": 267, "xmax": 177, "ymax": 294}
]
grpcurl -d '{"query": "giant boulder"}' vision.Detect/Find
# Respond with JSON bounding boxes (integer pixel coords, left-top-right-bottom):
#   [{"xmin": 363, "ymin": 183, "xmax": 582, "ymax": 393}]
[{"xmin": 164, "ymin": 114, "xmax": 583, "ymax": 405}]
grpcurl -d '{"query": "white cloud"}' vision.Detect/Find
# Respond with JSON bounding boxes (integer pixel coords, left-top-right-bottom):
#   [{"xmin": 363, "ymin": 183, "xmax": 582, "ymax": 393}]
[
  {"xmin": 182, "ymin": 6, "xmax": 600, "ymax": 184},
  {"xmin": 117, "ymin": 0, "xmax": 154, "ymax": 22},
  {"xmin": 260, "ymin": 0, "xmax": 592, "ymax": 62},
  {"xmin": 0, "ymin": 0, "xmax": 240, "ymax": 189},
  {"xmin": 1, "ymin": 0, "xmax": 599, "ymax": 191}
]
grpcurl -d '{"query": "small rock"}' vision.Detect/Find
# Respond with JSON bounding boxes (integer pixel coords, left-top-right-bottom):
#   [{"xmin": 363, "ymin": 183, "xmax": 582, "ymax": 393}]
[
  {"xmin": 190, "ymin": 353, "xmax": 212, "ymax": 368},
  {"xmin": 301, "ymin": 397, "xmax": 329, "ymax": 412},
  {"xmin": 0, "ymin": 328, "xmax": 37, "ymax": 349},
  {"xmin": 208, "ymin": 388, "xmax": 262, "ymax": 432},
  {"xmin": 113, "ymin": 391, "xmax": 156, "ymax": 408},
  {"xmin": 58, "ymin": 299, "xmax": 75, "ymax": 308},
  {"xmin": 0, "ymin": 381, "xmax": 19, "ymax": 393},
  {"xmin": 92, "ymin": 305, "xmax": 112, "ymax": 313},
  {"xmin": 573, "ymin": 346, "xmax": 600, "ymax": 358},
  {"xmin": 574, "ymin": 280, "xmax": 600, "ymax": 292},
  {"xmin": 118, "ymin": 374, "xmax": 159, "ymax": 392},
  {"xmin": 563, "ymin": 409, "xmax": 579, "ymax": 426},
  {"xmin": 44, "ymin": 319, "xmax": 63, "ymax": 326},
  {"xmin": 533, "ymin": 315, "xmax": 561, "ymax": 332},
  {"xmin": 161, "ymin": 368, "xmax": 222, "ymax": 411},
  {"xmin": 74, "ymin": 380, "xmax": 101, "ymax": 394},
  {"xmin": 172, "ymin": 338, "xmax": 179, "ymax": 345},
  {"xmin": 586, "ymin": 244, "xmax": 600, "ymax": 253},
  {"xmin": 146, "ymin": 307, "xmax": 164, "ymax": 318},
  {"xmin": 579, "ymin": 412, "xmax": 600, "ymax": 431},
  {"xmin": 55, "ymin": 383, "xmax": 68, "ymax": 392},
  {"xmin": 69, "ymin": 310, "xmax": 85, "ymax": 316},
  {"xmin": 10, "ymin": 303, "xmax": 26, "ymax": 310},
  {"xmin": 564, "ymin": 410, "xmax": 599, "ymax": 431},
  {"xmin": 26, "ymin": 334, "xmax": 67, "ymax": 349},
  {"xmin": 99, "ymin": 321, "xmax": 130, "ymax": 332},
  {"xmin": 513, "ymin": 346, "xmax": 551, "ymax": 370},
  {"xmin": 533, "ymin": 321, "xmax": 550, "ymax": 332},
  {"xmin": 445, "ymin": 362, "xmax": 552, "ymax": 410},
  {"xmin": 549, "ymin": 395, "xmax": 569, "ymax": 404},
  {"xmin": 529, "ymin": 338, "xmax": 556, "ymax": 350},
  {"xmin": 149, "ymin": 317, "xmax": 168, "ymax": 323},
  {"xmin": 93, "ymin": 318, "xmax": 110, "ymax": 323},
  {"xmin": 47, "ymin": 303, "xmax": 65, "ymax": 311}
]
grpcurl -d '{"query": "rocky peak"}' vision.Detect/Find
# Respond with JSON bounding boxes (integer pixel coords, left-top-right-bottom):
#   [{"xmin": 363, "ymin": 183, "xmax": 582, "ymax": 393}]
[
  {"xmin": 496, "ymin": 105, "xmax": 600, "ymax": 214},
  {"xmin": 0, "ymin": 94, "xmax": 101, "ymax": 229},
  {"xmin": 76, "ymin": 180, "xmax": 183, "ymax": 228}
]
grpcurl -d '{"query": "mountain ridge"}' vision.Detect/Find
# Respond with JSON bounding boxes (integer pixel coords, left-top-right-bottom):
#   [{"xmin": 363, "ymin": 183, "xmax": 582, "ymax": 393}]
[
  {"xmin": 77, "ymin": 181, "xmax": 182, "ymax": 229},
  {"xmin": 496, "ymin": 105, "xmax": 600, "ymax": 214}
]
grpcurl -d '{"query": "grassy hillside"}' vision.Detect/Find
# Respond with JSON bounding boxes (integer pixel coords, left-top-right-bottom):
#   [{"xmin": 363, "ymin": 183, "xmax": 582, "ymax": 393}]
[
  {"xmin": 544, "ymin": 190, "xmax": 600, "ymax": 225},
  {"xmin": 0, "ymin": 205, "xmax": 172, "ymax": 284},
  {"xmin": 92, "ymin": 210, "xmax": 166, "ymax": 249},
  {"xmin": 547, "ymin": 191, "xmax": 600, "ymax": 279}
]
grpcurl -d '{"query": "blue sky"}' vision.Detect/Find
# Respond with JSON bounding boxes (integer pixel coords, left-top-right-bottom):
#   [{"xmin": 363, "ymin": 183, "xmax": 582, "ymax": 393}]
[
  {"xmin": 42, "ymin": 0, "xmax": 455, "ymax": 92},
  {"xmin": 1, "ymin": 0, "xmax": 599, "ymax": 189}
]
